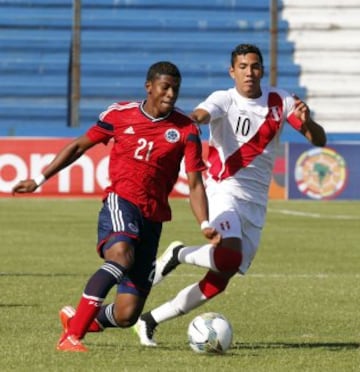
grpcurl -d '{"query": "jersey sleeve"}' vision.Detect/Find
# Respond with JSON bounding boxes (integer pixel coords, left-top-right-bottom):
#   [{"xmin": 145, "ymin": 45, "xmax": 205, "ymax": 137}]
[
  {"xmin": 183, "ymin": 125, "xmax": 207, "ymax": 172},
  {"xmin": 195, "ymin": 90, "xmax": 230, "ymax": 120},
  {"xmin": 283, "ymin": 92, "xmax": 303, "ymax": 131},
  {"xmin": 86, "ymin": 121, "xmax": 113, "ymax": 144},
  {"xmin": 86, "ymin": 106, "xmax": 117, "ymax": 144}
]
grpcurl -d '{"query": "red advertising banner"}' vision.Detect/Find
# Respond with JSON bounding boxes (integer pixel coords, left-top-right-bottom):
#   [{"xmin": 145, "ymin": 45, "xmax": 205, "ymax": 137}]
[
  {"xmin": 0, "ymin": 138, "xmax": 109, "ymax": 196},
  {"xmin": 0, "ymin": 138, "xmax": 285, "ymax": 199}
]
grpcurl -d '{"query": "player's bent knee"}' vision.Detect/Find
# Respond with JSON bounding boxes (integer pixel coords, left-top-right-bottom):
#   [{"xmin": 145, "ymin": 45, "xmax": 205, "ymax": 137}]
[
  {"xmin": 113, "ymin": 312, "xmax": 138, "ymax": 328},
  {"xmin": 199, "ymin": 271, "xmax": 230, "ymax": 299},
  {"xmin": 113, "ymin": 300, "xmax": 144, "ymax": 328},
  {"xmin": 213, "ymin": 246, "xmax": 242, "ymax": 272}
]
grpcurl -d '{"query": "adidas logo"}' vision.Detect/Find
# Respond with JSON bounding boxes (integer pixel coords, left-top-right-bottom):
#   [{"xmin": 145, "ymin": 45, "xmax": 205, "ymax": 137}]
[{"xmin": 124, "ymin": 126, "xmax": 135, "ymax": 134}]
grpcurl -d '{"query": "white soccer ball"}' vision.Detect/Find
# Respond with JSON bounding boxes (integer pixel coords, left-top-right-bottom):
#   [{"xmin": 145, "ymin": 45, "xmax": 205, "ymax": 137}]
[{"xmin": 187, "ymin": 312, "xmax": 233, "ymax": 354}]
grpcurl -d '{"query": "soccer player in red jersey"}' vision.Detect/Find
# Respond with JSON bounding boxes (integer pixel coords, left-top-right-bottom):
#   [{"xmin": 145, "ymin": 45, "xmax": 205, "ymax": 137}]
[{"xmin": 12, "ymin": 61, "xmax": 219, "ymax": 352}]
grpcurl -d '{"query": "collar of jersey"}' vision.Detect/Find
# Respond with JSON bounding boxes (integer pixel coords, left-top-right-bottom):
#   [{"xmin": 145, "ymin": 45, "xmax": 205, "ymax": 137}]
[{"xmin": 140, "ymin": 100, "xmax": 172, "ymax": 122}]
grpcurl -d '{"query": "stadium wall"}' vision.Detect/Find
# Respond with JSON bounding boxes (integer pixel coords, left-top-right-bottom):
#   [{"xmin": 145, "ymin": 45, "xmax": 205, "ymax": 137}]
[{"xmin": 1, "ymin": 1, "xmax": 359, "ymax": 200}]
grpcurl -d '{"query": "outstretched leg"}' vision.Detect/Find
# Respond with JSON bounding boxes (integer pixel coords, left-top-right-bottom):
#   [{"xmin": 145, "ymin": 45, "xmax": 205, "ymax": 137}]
[{"xmin": 135, "ymin": 269, "xmax": 235, "ymax": 346}]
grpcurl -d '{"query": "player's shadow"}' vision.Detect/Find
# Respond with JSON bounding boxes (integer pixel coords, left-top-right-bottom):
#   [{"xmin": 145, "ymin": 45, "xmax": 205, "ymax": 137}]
[
  {"xmin": 233, "ymin": 341, "xmax": 359, "ymax": 351},
  {"xmin": 0, "ymin": 272, "xmax": 82, "ymax": 277},
  {"xmin": 0, "ymin": 304, "xmax": 35, "ymax": 307}
]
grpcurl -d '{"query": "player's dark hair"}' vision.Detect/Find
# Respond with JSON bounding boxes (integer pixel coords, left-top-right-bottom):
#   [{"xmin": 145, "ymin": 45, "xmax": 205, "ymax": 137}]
[
  {"xmin": 231, "ymin": 44, "xmax": 264, "ymax": 67},
  {"xmin": 146, "ymin": 61, "xmax": 181, "ymax": 81}
]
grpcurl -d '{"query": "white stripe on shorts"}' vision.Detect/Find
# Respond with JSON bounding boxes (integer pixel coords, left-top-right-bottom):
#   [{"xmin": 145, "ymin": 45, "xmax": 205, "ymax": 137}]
[{"xmin": 107, "ymin": 192, "xmax": 124, "ymax": 232}]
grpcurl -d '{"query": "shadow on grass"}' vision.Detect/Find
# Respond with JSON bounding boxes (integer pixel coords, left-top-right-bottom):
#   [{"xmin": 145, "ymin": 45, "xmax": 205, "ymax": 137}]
[
  {"xmin": 71, "ymin": 341, "xmax": 360, "ymax": 355},
  {"xmin": 233, "ymin": 342, "xmax": 359, "ymax": 351},
  {"xmin": 0, "ymin": 272, "xmax": 83, "ymax": 277},
  {"xmin": 0, "ymin": 304, "xmax": 36, "ymax": 307}
]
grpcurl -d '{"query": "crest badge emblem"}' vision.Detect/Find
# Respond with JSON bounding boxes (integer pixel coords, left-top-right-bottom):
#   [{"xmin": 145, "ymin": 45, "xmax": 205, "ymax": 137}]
[
  {"xmin": 294, "ymin": 147, "xmax": 347, "ymax": 199},
  {"xmin": 165, "ymin": 129, "xmax": 180, "ymax": 143}
]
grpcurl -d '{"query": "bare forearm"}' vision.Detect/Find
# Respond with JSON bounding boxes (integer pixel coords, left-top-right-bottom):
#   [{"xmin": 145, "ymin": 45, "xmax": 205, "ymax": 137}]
[
  {"xmin": 40, "ymin": 142, "xmax": 84, "ymax": 180},
  {"xmin": 188, "ymin": 183, "xmax": 209, "ymax": 226},
  {"xmin": 188, "ymin": 180, "xmax": 221, "ymax": 244},
  {"xmin": 302, "ymin": 118, "xmax": 327, "ymax": 147},
  {"xmin": 189, "ymin": 108, "xmax": 210, "ymax": 124},
  {"xmin": 12, "ymin": 135, "xmax": 95, "ymax": 194}
]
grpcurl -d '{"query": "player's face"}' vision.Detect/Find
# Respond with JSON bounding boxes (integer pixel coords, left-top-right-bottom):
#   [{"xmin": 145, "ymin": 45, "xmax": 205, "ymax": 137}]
[
  {"xmin": 144, "ymin": 74, "xmax": 181, "ymax": 117},
  {"xmin": 229, "ymin": 53, "xmax": 264, "ymax": 99}
]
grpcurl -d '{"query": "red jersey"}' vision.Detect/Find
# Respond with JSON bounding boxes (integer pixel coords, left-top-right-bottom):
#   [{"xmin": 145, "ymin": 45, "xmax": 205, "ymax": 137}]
[{"xmin": 86, "ymin": 101, "xmax": 206, "ymax": 222}]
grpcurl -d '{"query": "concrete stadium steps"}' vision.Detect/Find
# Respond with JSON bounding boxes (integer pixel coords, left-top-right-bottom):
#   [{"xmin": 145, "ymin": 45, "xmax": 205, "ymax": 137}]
[
  {"xmin": 1, "ymin": 28, "xmax": 292, "ymax": 50},
  {"xmin": 80, "ymin": 0, "xmax": 276, "ymax": 11},
  {"xmin": 0, "ymin": 0, "xmax": 275, "ymax": 9},
  {"xmin": 0, "ymin": 8, "xmax": 289, "ymax": 31},
  {"xmin": 0, "ymin": 75, "xmax": 305, "ymax": 98},
  {"xmin": 1, "ymin": 59, "xmax": 300, "ymax": 77},
  {"xmin": 0, "ymin": 0, "xmax": 303, "ymax": 138},
  {"xmin": 282, "ymin": 0, "xmax": 360, "ymax": 138}
]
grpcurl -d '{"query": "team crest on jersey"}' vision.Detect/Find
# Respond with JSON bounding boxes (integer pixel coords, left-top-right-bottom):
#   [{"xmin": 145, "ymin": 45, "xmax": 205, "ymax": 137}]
[
  {"xmin": 269, "ymin": 106, "xmax": 281, "ymax": 121},
  {"xmin": 128, "ymin": 223, "xmax": 139, "ymax": 233},
  {"xmin": 165, "ymin": 128, "xmax": 180, "ymax": 143}
]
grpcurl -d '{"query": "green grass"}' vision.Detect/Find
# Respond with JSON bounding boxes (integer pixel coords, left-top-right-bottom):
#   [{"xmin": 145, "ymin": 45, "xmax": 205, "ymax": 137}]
[{"xmin": 0, "ymin": 198, "xmax": 359, "ymax": 371}]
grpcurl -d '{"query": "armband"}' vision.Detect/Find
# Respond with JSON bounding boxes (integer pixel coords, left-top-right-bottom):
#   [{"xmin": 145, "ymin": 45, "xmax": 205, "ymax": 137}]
[
  {"xmin": 200, "ymin": 220, "xmax": 210, "ymax": 230},
  {"xmin": 34, "ymin": 174, "xmax": 46, "ymax": 186}
]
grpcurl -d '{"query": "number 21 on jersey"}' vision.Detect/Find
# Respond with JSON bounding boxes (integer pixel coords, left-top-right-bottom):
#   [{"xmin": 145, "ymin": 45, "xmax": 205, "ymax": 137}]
[{"xmin": 134, "ymin": 138, "xmax": 154, "ymax": 161}]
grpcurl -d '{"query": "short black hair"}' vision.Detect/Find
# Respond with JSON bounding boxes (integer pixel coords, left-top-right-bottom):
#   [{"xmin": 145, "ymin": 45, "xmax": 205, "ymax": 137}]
[
  {"xmin": 231, "ymin": 44, "xmax": 264, "ymax": 67},
  {"xmin": 146, "ymin": 61, "xmax": 181, "ymax": 81}
]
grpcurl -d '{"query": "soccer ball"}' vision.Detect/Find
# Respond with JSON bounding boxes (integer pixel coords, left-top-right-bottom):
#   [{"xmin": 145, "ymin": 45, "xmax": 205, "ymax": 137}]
[{"xmin": 187, "ymin": 312, "xmax": 233, "ymax": 354}]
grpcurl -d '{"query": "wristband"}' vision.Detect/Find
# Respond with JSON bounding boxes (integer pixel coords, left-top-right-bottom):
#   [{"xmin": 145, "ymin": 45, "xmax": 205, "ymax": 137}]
[
  {"xmin": 34, "ymin": 174, "xmax": 46, "ymax": 186},
  {"xmin": 200, "ymin": 220, "xmax": 210, "ymax": 230}
]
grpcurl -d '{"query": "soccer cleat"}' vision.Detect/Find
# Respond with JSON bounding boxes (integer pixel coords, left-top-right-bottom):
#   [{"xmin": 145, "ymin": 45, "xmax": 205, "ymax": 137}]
[
  {"xmin": 56, "ymin": 334, "xmax": 88, "ymax": 352},
  {"xmin": 133, "ymin": 318, "xmax": 157, "ymax": 347},
  {"xmin": 59, "ymin": 306, "xmax": 76, "ymax": 333},
  {"xmin": 59, "ymin": 305, "xmax": 104, "ymax": 333},
  {"xmin": 152, "ymin": 241, "xmax": 184, "ymax": 286}
]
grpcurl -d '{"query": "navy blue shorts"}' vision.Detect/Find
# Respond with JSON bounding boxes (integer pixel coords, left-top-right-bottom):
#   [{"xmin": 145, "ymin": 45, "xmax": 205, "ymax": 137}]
[{"xmin": 97, "ymin": 193, "xmax": 162, "ymax": 298}]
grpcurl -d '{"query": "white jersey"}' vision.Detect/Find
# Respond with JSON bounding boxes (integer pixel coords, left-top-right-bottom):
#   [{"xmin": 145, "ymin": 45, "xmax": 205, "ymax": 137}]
[{"xmin": 197, "ymin": 86, "xmax": 303, "ymax": 207}]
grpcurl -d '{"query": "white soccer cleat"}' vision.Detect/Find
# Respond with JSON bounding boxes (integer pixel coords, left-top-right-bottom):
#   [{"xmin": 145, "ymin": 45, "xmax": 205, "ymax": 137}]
[
  {"xmin": 152, "ymin": 241, "xmax": 184, "ymax": 286},
  {"xmin": 133, "ymin": 318, "xmax": 157, "ymax": 347}
]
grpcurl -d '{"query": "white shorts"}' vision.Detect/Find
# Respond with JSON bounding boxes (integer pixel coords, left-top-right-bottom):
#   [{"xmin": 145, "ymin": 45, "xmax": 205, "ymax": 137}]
[{"xmin": 207, "ymin": 189, "xmax": 266, "ymax": 275}]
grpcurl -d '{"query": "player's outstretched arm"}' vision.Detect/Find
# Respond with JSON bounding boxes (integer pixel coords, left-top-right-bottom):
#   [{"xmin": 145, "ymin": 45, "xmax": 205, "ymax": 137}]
[
  {"xmin": 187, "ymin": 171, "xmax": 221, "ymax": 245},
  {"xmin": 292, "ymin": 96, "xmax": 327, "ymax": 147},
  {"xmin": 301, "ymin": 117, "xmax": 327, "ymax": 147},
  {"xmin": 12, "ymin": 135, "xmax": 96, "ymax": 194},
  {"xmin": 189, "ymin": 108, "xmax": 211, "ymax": 125}
]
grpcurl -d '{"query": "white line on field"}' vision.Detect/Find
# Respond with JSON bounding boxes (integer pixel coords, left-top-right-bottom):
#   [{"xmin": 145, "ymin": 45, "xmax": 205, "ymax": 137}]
[
  {"xmin": 165, "ymin": 273, "xmax": 360, "ymax": 279},
  {"xmin": 2, "ymin": 272, "xmax": 358, "ymax": 280},
  {"xmin": 268, "ymin": 208, "xmax": 360, "ymax": 220},
  {"xmin": 247, "ymin": 273, "xmax": 360, "ymax": 279}
]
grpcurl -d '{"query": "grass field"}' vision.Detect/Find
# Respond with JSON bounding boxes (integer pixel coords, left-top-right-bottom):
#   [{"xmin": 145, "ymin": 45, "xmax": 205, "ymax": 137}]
[{"xmin": 0, "ymin": 198, "xmax": 359, "ymax": 372}]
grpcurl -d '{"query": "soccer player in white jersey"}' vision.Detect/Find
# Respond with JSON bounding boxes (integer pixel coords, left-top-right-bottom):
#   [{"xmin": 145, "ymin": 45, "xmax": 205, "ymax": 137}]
[{"xmin": 133, "ymin": 43, "xmax": 327, "ymax": 346}]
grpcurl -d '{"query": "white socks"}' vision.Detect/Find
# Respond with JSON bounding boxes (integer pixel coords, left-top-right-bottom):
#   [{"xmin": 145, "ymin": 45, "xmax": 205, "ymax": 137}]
[
  {"xmin": 151, "ymin": 283, "xmax": 207, "ymax": 324},
  {"xmin": 178, "ymin": 243, "xmax": 218, "ymax": 271}
]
